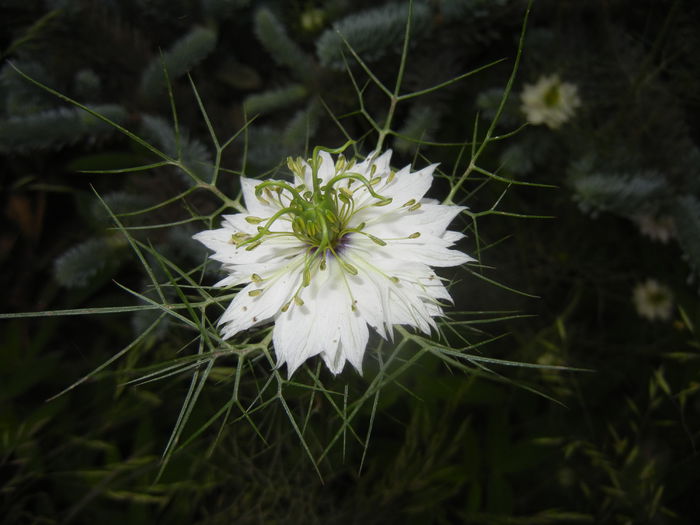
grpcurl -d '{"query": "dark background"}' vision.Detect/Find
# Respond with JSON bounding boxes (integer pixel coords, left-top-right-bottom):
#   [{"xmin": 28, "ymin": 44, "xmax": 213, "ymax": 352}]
[{"xmin": 1, "ymin": 0, "xmax": 699, "ymax": 523}]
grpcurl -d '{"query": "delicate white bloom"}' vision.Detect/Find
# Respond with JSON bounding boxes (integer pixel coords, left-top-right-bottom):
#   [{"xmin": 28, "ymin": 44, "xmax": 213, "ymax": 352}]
[
  {"xmin": 633, "ymin": 279, "xmax": 674, "ymax": 322},
  {"xmin": 520, "ymin": 74, "xmax": 581, "ymax": 129},
  {"xmin": 632, "ymin": 214, "xmax": 676, "ymax": 244},
  {"xmin": 194, "ymin": 148, "xmax": 473, "ymax": 376}
]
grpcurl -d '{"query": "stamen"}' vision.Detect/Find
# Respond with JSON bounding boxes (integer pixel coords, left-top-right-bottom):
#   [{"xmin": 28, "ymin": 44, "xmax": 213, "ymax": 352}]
[
  {"xmin": 230, "ymin": 232, "xmax": 250, "ymax": 244},
  {"xmin": 408, "ymin": 232, "xmax": 421, "ymax": 239},
  {"xmin": 340, "ymin": 260, "xmax": 358, "ymax": 275},
  {"xmin": 248, "ymin": 289, "xmax": 263, "ymax": 297},
  {"xmin": 367, "ymin": 234, "xmax": 387, "ymax": 246}
]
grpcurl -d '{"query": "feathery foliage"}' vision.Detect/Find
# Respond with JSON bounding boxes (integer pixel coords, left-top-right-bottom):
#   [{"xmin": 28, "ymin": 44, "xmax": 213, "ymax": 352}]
[
  {"xmin": 254, "ymin": 7, "xmax": 314, "ymax": 78},
  {"xmin": 53, "ymin": 236, "xmax": 127, "ymax": 289},
  {"xmin": 316, "ymin": 1, "xmax": 431, "ymax": 70},
  {"xmin": 140, "ymin": 26, "xmax": 218, "ymax": 99},
  {"xmin": 243, "ymin": 83, "xmax": 308, "ymax": 116},
  {"xmin": 0, "ymin": 104, "xmax": 127, "ymax": 153},
  {"xmin": 2, "ymin": 1, "xmax": 700, "ymax": 523},
  {"xmin": 673, "ymin": 195, "xmax": 700, "ymax": 275}
]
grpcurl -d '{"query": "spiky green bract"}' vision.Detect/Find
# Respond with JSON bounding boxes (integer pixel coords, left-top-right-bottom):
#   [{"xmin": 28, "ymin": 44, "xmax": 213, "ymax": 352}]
[
  {"xmin": 316, "ymin": 2, "xmax": 431, "ymax": 70},
  {"xmin": 140, "ymin": 26, "xmax": 217, "ymax": 99}
]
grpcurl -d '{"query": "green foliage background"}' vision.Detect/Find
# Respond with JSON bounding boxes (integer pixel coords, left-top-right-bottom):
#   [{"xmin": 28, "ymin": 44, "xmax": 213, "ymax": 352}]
[{"xmin": 2, "ymin": 0, "xmax": 700, "ymax": 523}]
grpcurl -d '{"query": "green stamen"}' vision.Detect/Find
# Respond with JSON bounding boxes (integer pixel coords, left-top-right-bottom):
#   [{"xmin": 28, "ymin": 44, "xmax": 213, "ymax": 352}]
[{"xmin": 243, "ymin": 145, "xmax": 397, "ymax": 287}]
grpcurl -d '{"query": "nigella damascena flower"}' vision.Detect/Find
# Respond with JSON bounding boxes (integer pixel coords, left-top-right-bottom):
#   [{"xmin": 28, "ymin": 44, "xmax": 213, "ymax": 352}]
[
  {"xmin": 632, "ymin": 214, "xmax": 676, "ymax": 244},
  {"xmin": 633, "ymin": 279, "xmax": 674, "ymax": 322},
  {"xmin": 520, "ymin": 74, "xmax": 581, "ymax": 129},
  {"xmin": 194, "ymin": 147, "xmax": 473, "ymax": 376}
]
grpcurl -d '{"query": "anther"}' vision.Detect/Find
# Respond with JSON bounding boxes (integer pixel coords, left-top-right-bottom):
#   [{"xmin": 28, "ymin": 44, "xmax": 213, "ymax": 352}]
[
  {"xmin": 390, "ymin": 276, "xmax": 399, "ymax": 284},
  {"xmin": 248, "ymin": 289, "xmax": 263, "ymax": 297},
  {"xmin": 367, "ymin": 234, "xmax": 387, "ymax": 246},
  {"xmin": 229, "ymin": 233, "xmax": 245, "ymax": 244},
  {"xmin": 402, "ymin": 199, "xmax": 416, "ymax": 207},
  {"xmin": 245, "ymin": 240, "xmax": 262, "ymax": 251},
  {"xmin": 245, "ymin": 216, "xmax": 265, "ymax": 224},
  {"xmin": 251, "ymin": 273, "xmax": 263, "ymax": 283},
  {"xmin": 408, "ymin": 202, "xmax": 422, "ymax": 211},
  {"xmin": 294, "ymin": 295, "xmax": 304, "ymax": 306},
  {"xmin": 341, "ymin": 261, "xmax": 358, "ymax": 275},
  {"xmin": 408, "ymin": 232, "xmax": 421, "ymax": 239}
]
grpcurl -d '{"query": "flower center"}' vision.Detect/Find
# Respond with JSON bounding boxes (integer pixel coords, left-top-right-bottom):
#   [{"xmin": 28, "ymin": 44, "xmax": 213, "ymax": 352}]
[
  {"xmin": 544, "ymin": 84, "xmax": 561, "ymax": 107},
  {"xmin": 289, "ymin": 186, "xmax": 348, "ymax": 251},
  {"xmin": 233, "ymin": 146, "xmax": 394, "ymax": 282}
]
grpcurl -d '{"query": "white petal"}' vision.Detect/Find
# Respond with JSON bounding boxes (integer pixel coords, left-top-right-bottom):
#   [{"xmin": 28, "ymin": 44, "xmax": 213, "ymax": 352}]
[
  {"xmin": 346, "ymin": 271, "xmax": 389, "ymax": 339},
  {"xmin": 317, "ymin": 150, "xmax": 336, "ymax": 184},
  {"xmin": 240, "ymin": 177, "xmax": 279, "ymax": 217},
  {"xmin": 273, "ymin": 302, "xmax": 320, "ymax": 376},
  {"xmin": 220, "ymin": 262, "xmax": 303, "ymax": 337},
  {"xmin": 272, "ymin": 257, "xmax": 371, "ymax": 376}
]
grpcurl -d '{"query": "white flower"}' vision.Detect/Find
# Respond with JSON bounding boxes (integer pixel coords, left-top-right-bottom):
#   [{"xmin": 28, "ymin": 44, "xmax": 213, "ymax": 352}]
[
  {"xmin": 194, "ymin": 148, "xmax": 473, "ymax": 376},
  {"xmin": 520, "ymin": 74, "xmax": 581, "ymax": 129},
  {"xmin": 633, "ymin": 279, "xmax": 674, "ymax": 322},
  {"xmin": 632, "ymin": 214, "xmax": 676, "ymax": 244}
]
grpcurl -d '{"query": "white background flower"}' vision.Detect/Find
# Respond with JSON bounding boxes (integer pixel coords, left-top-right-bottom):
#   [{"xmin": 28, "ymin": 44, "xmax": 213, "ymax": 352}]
[
  {"xmin": 194, "ymin": 149, "xmax": 472, "ymax": 376},
  {"xmin": 633, "ymin": 279, "xmax": 674, "ymax": 322},
  {"xmin": 632, "ymin": 214, "xmax": 676, "ymax": 244},
  {"xmin": 520, "ymin": 74, "xmax": 581, "ymax": 129}
]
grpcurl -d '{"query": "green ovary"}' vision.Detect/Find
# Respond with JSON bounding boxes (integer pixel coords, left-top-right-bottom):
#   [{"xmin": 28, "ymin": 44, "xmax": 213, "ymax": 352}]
[{"xmin": 544, "ymin": 84, "xmax": 561, "ymax": 107}]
